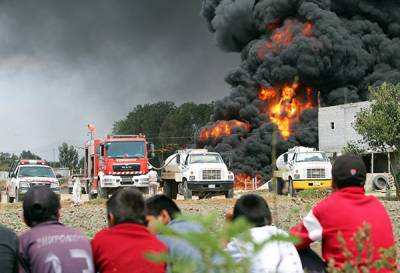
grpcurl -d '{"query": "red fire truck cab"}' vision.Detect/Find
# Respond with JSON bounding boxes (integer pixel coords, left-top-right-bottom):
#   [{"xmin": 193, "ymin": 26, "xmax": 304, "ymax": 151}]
[{"xmin": 84, "ymin": 134, "xmax": 154, "ymax": 199}]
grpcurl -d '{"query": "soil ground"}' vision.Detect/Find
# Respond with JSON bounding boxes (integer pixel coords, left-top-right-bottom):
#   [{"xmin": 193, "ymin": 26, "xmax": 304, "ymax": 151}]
[{"xmin": 0, "ymin": 190, "xmax": 398, "ymax": 253}]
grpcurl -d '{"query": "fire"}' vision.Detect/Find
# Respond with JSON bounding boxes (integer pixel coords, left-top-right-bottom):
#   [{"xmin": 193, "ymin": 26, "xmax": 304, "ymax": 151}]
[
  {"xmin": 234, "ymin": 172, "xmax": 264, "ymax": 190},
  {"xmin": 234, "ymin": 173, "xmax": 255, "ymax": 190},
  {"xmin": 257, "ymin": 19, "xmax": 314, "ymax": 58},
  {"xmin": 198, "ymin": 120, "xmax": 251, "ymax": 142},
  {"xmin": 259, "ymin": 83, "xmax": 314, "ymax": 139}
]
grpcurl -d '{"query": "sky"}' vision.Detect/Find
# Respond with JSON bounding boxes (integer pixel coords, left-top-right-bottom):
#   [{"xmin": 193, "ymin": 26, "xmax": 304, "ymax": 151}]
[{"xmin": 0, "ymin": 0, "xmax": 237, "ymax": 160}]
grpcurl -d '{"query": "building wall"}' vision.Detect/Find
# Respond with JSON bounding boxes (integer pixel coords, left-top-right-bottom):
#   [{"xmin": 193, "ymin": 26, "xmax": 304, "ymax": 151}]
[{"xmin": 318, "ymin": 101, "xmax": 370, "ymax": 153}]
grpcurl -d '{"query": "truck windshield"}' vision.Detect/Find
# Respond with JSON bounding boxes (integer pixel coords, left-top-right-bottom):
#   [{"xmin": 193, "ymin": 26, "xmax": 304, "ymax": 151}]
[
  {"xmin": 189, "ymin": 154, "xmax": 222, "ymax": 164},
  {"xmin": 18, "ymin": 166, "xmax": 55, "ymax": 178},
  {"xmin": 295, "ymin": 152, "xmax": 327, "ymax": 162},
  {"xmin": 105, "ymin": 141, "xmax": 145, "ymax": 159}
]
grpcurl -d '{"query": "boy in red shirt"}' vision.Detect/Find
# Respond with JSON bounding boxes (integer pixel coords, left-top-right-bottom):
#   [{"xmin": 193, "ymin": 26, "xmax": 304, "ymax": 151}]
[
  {"xmin": 290, "ymin": 154, "xmax": 397, "ymax": 272},
  {"xmin": 91, "ymin": 188, "xmax": 167, "ymax": 273}
]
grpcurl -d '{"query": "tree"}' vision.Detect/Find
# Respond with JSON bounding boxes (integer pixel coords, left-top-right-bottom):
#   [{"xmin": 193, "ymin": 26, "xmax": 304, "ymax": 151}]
[
  {"xmin": 159, "ymin": 102, "xmax": 213, "ymax": 146},
  {"xmin": 112, "ymin": 101, "xmax": 176, "ymax": 146},
  {"xmin": 20, "ymin": 150, "xmax": 41, "ymax": 160},
  {"xmin": 354, "ymin": 83, "xmax": 400, "ymax": 199},
  {"xmin": 58, "ymin": 143, "xmax": 79, "ymax": 170}
]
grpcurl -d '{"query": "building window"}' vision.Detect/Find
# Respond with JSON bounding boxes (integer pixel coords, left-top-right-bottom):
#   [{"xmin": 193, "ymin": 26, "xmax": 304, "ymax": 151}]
[{"xmin": 330, "ymin": 122, "xmax": 335, "ymax": 129}]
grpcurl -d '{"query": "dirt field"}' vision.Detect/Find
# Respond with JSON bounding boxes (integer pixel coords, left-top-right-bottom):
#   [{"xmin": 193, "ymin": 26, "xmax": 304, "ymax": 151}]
[{"xmin": 0, "ymin": 190, "xmax": 398, "ymax": 252}]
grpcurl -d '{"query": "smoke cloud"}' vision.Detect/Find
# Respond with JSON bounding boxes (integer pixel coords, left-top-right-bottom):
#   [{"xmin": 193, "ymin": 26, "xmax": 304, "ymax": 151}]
[{"xmin": 200, "ymin": 0, "xmax": 400, "ymax": 178}]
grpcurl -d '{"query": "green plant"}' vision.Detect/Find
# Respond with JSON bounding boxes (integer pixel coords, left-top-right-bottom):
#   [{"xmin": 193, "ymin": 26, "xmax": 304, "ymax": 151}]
[
  {"xmin": 147, "ymin": 214, "xmax": 299, "ymax": 273},
  {"xmin": 327, "ymin": 224, "xmax": 398, "ymax": 273}
]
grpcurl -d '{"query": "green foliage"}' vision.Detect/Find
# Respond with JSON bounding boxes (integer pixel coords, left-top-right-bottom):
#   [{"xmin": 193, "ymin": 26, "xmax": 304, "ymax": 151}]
[
  {"xmin": 341, "ymin": 142, "xmax": 366, "ymax": 156},
  {"xmin": 327, "ymin": 224, "xmax": 398, "ymax": 273},
  {"xmin": 354, "ymin": 82, "xmax": 400, "ymax": 199},
  {"xmin": 354, "ymin": 83, "xmax": 400, "ymax": 150},
  {"xmin": 147, "ymin": 214, "xmax": 299, "ymax": 273},
  {"xmin": 0, "ymin": 152, "xmax": 18, "ymax": 171},
  {"xmin": 112, "ymin": 101, "xmax": 176, "ymax": 145},
  {"xmin": 58, "ymin": 142, "xmax": 79, "ymax": 170},
  {"xmin": 20, "ymin": 150, "xmax": 41, "ymax": 160}
]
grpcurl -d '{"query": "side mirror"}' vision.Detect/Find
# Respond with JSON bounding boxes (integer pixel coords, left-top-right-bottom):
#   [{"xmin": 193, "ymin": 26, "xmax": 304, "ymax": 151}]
[
  {"xmin": 176, "ymin": 154, "xmax": 181, "ymax": 164},
  {"xmin": 283, "ymin": 153, "xmax": 288, "ymax": 163},
  {"xmin": 147, "ymin": 143, "xmax": 155, "ymax": 158}
]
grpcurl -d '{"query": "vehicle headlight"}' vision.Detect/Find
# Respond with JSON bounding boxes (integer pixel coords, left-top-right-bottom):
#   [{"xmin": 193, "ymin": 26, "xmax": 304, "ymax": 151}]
[
  {"xmin": 51, "ymin": 182, "xmax": 60, "ymax": 188},
  {"xmin": 20, "ymin": 182, "xmax": 30, "ymax": 188},
  {"xmin": 228, "ymin": 172, "xmax": 234, "ymax": 181},
  {"xmin": 189, "ymin": 176, "xmax": 195, "ymax": 181}
]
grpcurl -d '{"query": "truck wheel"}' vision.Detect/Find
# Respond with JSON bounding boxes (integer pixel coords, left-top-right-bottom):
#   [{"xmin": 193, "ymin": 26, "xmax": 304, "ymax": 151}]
[
  {"xmin": 7, "ymin": 192, "xmax": 14, "ymax": 203},
  {"xmin": 225, "ymin": 189, "xmax": 234, "ymax": 199},
  {"xmin": 163, "ymin": 180, "xmax": 171, "ymax": 198},
  {"xmin": 276, "ymin": 178, "xmax": 284, "ymax": 195},
  {"xmin": 98, "ymin": 183, "xmax": 108, "ymax": 199},
  {"xmin": 183, "ymin": 180, "xmax": 192, "ymax": 200},
  {"xmin": 15, "ymin": 189, "xmax": 23, "ymax": 202},
  {"xmin": 288, "ymin": 178, "xmax": 296, "ymax": 197},
  {"xmin": 163, "ymin": 180, "xmax": 178, "ymax": 199}
]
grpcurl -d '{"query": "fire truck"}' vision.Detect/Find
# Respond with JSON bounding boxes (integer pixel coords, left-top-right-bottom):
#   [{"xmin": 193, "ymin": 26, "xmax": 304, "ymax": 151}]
[
  {"xmin": 84, "ymin": 134, "xmax": 155, "ymax": 199},
  {"xmin": 6, "ymin": 159, "xmax": 60, "ymax": 202}
]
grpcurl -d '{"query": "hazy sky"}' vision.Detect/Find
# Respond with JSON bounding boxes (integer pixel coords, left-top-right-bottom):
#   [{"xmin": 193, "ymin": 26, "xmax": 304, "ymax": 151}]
[{"xmin": 0, "ymin": 0, "xmax": 237, "ymax": 160}]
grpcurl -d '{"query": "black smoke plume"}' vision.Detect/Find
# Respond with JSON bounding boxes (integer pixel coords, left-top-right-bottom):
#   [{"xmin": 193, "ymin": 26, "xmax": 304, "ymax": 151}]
[{"xmin": 199, "ymin": 0, "xmax": 400, "ymax": 179}]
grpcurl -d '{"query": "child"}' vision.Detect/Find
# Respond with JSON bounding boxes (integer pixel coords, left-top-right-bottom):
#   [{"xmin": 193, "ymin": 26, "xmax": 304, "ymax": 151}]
[{"xmin": 226, "ymin": 194, "xmax": 303, "ymax": 273}]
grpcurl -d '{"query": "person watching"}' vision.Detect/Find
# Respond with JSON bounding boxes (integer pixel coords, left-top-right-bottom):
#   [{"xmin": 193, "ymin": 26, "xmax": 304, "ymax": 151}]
[
  {"xmin": 290, "ymin": 154, "xmax": 397, "ymax": 272},
  {"xmin": 226, "ymin": 194, "xmax": 303, "ymax": 273},
  {"xmin": 19, "ymin": 186, "xmax": 94, "ymax": 273},
  {"xmin": 0, "ymin": 224, "xmax": 18, "ymax": 273},
  {"xmin": 146, "ymin": 194, "xmax": 202, "ymax": 270},
  {"xmin": 91, "ymin": 188, "xmax": 167, "ymax": 273}
]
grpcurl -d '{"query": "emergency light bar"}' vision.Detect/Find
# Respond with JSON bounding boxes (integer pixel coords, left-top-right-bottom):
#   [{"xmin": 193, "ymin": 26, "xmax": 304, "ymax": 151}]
[
  {"xmin": 20, "ymin": 160, "xmax": 46, "ymax": 165},
  {"xmin": 107, "ymin": 134, "xmax": 146, "ymax": 139}
]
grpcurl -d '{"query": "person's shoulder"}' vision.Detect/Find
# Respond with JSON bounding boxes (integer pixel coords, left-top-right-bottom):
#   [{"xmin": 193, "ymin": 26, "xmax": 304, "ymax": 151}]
[
  {"xmin": 92, "ymin": 228, "xmax": 111, "ymax": 243},
  {"xmin": 169, "ymin": 220, "xmax": 202, "ymax": 233},
  {"xmin": 0, "ymin": 224, "xmax": 17, "ymax": 242}
]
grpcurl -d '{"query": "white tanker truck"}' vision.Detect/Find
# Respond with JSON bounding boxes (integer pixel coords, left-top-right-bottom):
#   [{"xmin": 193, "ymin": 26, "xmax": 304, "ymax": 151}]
[
  {"xmin": 160, "ymin": 149, "xmax": 235, "ymax": 200},
  {"xmin": 274, "ymin": 146, "xmax": 332, "ymax": 196}
]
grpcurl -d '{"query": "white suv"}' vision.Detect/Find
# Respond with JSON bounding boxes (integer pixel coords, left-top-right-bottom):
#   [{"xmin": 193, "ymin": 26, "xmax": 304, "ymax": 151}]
[{"xmin": 6, "ymin": 160, "xmax": 60, "ymax": 203}]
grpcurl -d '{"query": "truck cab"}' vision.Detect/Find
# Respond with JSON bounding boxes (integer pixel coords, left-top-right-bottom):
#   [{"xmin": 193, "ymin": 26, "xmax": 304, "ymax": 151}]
[
  {"xmin": 275, "ymin": 147, "xmax": 332, "ymax": 196},
  {"xmin": 6, "ymin": 160, "xmax": 60, "ymax": 202},
  {"xmin": 161, "ymin": 149, "xmax": 235, "ymax": 200},
  {"xmin": 85, "ymin": 135, "xmax": 154, "ymax": 198}
]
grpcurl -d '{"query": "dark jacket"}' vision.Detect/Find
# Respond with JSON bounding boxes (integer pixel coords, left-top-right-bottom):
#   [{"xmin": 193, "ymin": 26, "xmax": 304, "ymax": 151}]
[{"xmin": 0, "ymin": 224, "xmax": 19, "ymax": 273}]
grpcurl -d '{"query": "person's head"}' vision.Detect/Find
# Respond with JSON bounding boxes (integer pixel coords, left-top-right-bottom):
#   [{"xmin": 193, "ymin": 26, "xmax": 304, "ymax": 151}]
[
  {"xmin": 23, "ymin": 186, "xmax": 61, "ymax": 228},
  {"xmin": 145, "ymin": 194, "xmax": 181, "ymax": 232},
  {"xmin": 332, "ymin": 154, "xmax": 366, "ymax": 190},
  {"xmin": 233, "ymin": 194, "xmax": 272, "ymax": 227},
  {"xmin": 106, "ymin": 188, "xmax": 146, "ymax": 227}
]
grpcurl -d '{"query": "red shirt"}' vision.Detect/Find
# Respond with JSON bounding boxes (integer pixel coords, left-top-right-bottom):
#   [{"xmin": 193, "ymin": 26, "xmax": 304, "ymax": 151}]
[
  {"xmin": 91, "ymin": 223, "xmax": 167, "ymax": 273},
  {"xmin": 290, "ymin": 187, "xmax": 396, "ymax": 272}
]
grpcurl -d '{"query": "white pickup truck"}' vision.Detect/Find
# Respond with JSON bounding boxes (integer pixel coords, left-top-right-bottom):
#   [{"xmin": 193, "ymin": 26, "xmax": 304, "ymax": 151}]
[
  {"xmin": 160, "ymin": 149, "xmax": 235, "ymax": 200},
  {"xmin": 6, "ymin": 160, "xmax": 60, "ymax": 202},
  {"xmin": 274, "ymin": 146, "xmax": 332, "ymax": 196}
]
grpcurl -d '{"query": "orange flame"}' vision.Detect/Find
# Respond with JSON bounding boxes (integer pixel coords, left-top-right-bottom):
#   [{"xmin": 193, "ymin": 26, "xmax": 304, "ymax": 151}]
[
  {"xmin": 198, "ymin": 120, "xmax": 251, "ymax": 142},
  {"xmin": 234, "ymin": 172, "xmax": 264, "ymax": 190},
  {"xmin": 257, "ymin": 20, "xmax": 314, "ymax": 58},
  {"xmin": 259, "ymin": 83, "xmax": 314, "ymax": 139},
  {"xmin": 234, "ymin": 173, "xmax": 255, "ymax": 190}
]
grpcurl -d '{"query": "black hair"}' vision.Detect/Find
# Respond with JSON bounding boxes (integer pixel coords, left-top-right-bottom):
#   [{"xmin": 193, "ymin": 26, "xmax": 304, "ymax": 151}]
[
  {"xmin": 145, "ymin": 194, "xmax": 181, "ymax": 220},
  {"xmin": 233, "ymin": 194, "xmax": 272, "ymax": 227},
  {"xmin": 23, "ymin": 186, "xmax": 61, "ymax": 227},
  {"xmin": 332, "ymin": 154, "xmax": 366, "ymax": 189},
  {"xmin": 107, "ymin": 188, "xmax": 146, "ymax": 226}
]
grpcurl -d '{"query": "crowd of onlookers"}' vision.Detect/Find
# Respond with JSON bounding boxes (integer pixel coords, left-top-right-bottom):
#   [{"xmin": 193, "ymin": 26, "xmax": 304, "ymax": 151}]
[{"xmin": 0, "ymin": 154, "xmax": 397, "ymax": 273}]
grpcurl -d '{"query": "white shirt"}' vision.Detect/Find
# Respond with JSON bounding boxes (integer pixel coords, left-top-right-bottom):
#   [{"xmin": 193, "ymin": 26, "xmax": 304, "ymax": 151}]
[
  {"xmin": 148, "ymin": 170, "xmax": 158, "ymax": 183},
  {"xmin": 226, "ymin": 225, "xmax": 303, "ymax": 273}
]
